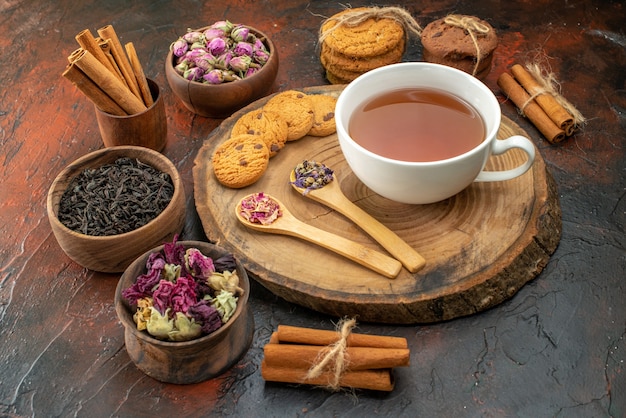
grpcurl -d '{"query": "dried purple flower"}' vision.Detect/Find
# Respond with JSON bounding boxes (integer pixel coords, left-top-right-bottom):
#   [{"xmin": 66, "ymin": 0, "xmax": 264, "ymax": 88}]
[
  {"xmin": 210, "ymin": 20, "xmax": 234, "ymax": 34},
  {"xmin": 202, "ymin": 69, "xmax": 224, "ymax": 84},
  {"xmin": 212, "ymin": 51, "xmax": 232, "ymax": 70},
  {"xmin": 233, "ymin": 41, "xmax": 253, "ymax": 57},
  {"xmin": 253, "ymin": 48, "xmax": 270, "ymax": 65},
  {"xmin": 231, "ymin": 25, "xmax": 250, "ymax": 42},
  {"xmin": 244, "ymin": 66, "xmax": 259, "ymax": 78},
  {"xmin": 207, "ymin": 37, "xmax": 227, "ymax": 56},
  {"xmin": 229, "ymin": 55, "xmax": 252, "ymax": 73},
  {"xmin": 203, "ymin": 27, "xmax": 225, "ymax": 41},
  {"xmin": 170, "ymin": 38, "xmax": 188, "ymax": 57},
  {"xmin": 182, "ymin": 30, "xmax": 204, "ymax": 44},
  {"xmin": 185, "ymin": 248, "xmax": 216, "ymax": 279},
  {"xmin": 183, "ymin": 66, "xmax": 204, "ymax": 82},
  {"xmin": 187, "ymin": 300, "xmax": 223, "ymax": 334},
  {"xmin": 194, "ymin": 52, "xmax": 215, "ymax": 71}
]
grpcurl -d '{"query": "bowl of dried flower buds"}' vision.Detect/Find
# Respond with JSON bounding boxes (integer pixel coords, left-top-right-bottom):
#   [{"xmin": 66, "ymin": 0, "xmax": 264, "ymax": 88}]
[
  {"xmin": 114, "ymin": 238, "xmax": 254, "ymax": 384},
  {"xmin": 46, "ymin": 146, "xmax": 186, "ymax": 273},
  {"xmin": 165, "ymin": 21, "xmax": 279, "ymax": 118}
]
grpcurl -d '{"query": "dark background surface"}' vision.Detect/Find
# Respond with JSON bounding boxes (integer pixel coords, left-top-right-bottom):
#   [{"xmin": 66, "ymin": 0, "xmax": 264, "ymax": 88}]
[{"xmin": 0, "ymin": 0, "xmax": 624, "ymax": 416}]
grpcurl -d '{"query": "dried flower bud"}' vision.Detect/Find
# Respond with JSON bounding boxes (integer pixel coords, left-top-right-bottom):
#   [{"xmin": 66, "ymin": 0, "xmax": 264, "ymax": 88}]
[
  {"xmin": 231, "ymin": 25, "xmax": 250, "ymax": 42},
  {"xmin": 208, "ymin": 37, "xmax": 227, "ymax": 56},
  {"xmin": 244, "ymin": 66, "xmax": 259, "ymax": 78},
  {"xmin": 182, "ymin": 31, "xmax": 204, "ymax": 44},
  {"xmin": 210, "ymin": 20, "xmax": 234, "ymax": 35},
  {"xmin": 222, "ymin": 70, "xmax": 241, "ymax": 82},
  {"xmin": 189, "ymin": 40, "xmax": 206, "ymax": 50},
  {"xmin": 194, "ymin": 52, "xmax": 215, "ymax": 71},
  {"xmin": 203, "ymin": 69, "xmax": 224, "ymax": 84},
  {"xmin": 184, "ymin": 66, "xmax": 204, "ymax": 82},
  {"xmin": 170, "ymin": 38, "xmax": 188, "ymax": 57},
  {"xmin": 229, "ymin": 55, "xmax": 252, "ymax": 72},
  {"xmin": 253, "ymin": 38, "xmax": 267, "ymax": 52},
  {"xmin": 213, "ymin": 51, "xmax": 232, "ymax": 70},
  {"xmin": 253, "ymin": 48, "xmax": 270, "ymax": 65},
  {"xmin": 203, "ymin": 27, "xmax": 225, "ymax": 41},
  {"xmin": 174, "ymin": 61, "xmax": 189, "ymax": 75},
  {"xmin": 233, "ymin": 41, "xmax": 253, "ymax": 57}
]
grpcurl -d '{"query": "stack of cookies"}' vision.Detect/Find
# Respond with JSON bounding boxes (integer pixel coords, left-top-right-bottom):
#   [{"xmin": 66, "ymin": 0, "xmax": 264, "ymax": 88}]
[
  {"xmin": 421, "ymin": 15, "xmax": 498, "ymax": 80},
  {"xmin": 212, "ymin": 90, "xmax": 338, "ymax": 189},
  {"xmin": 319, "ymin": 7, "xmax": 407, "ymax": 84}
]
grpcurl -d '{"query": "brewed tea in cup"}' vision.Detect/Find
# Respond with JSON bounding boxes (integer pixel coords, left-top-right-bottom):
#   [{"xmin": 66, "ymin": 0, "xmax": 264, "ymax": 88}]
[{"xmin": 335, "ymin": 62, "xmax": 536, "ymax": 204}]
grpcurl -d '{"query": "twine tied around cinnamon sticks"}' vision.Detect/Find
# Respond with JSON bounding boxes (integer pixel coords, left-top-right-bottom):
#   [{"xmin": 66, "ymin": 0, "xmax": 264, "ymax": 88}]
[
  {"xmin": 498, "ymin": 62, "xmax": 585, "ymax": 143},
  {"xmin": 443, "ymin": 14, "xmax": 492, "ymax": 76},
  {"xmin": 304, "ymin": 317, "xmax": 356, "ymax": 391},
  {"xmin": 318, "ymin": 6, "xmax": 424, "ymax": 45},
  {"xmin": 261, "ymin": 321, "xmax": 410, "ymax": 392}
]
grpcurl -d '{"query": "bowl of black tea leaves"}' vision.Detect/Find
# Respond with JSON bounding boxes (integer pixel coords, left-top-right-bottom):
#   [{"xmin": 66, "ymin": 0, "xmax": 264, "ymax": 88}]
[{"xmin": 47, "ymin": 146, "xmax": 186, "ymax": 273}]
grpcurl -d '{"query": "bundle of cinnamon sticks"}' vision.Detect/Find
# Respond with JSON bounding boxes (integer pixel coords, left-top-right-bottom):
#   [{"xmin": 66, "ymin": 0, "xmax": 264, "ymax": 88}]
[
  {"xmin": 63, "ymin": 25, "xmax": 153, "ymax": 116},
  {"xmin": 261, "ymin": 323, "xmax": 410, "ymax": 392},
  {"xmin": 497, "ymin": 63, "xmax": 585, "ymax": 144}
]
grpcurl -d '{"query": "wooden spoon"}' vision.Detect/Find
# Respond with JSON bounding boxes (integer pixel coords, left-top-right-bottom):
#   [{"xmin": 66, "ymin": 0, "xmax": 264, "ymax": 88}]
[
  {"xmin": 290, "ymin": 169, "xmax": 426, "ymax": 273},
  {"xmin": 235, "ymin": 194, "xmax": 402, "ymax": 279}
]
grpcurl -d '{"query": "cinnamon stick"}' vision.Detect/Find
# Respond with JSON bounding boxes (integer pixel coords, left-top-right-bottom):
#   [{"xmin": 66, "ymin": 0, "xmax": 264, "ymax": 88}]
[
  {"xmin": 261, "ymin": 361, "xmax": 395, "ymax": 391},
  {"xmin": 263, "ymin": 343, "xmax": 410, "ymax": 371},
  {"xmin": 97, "ymin": 25, "xmax": 142, "ymax": 100},
  {"xmin": 62, "ymin": 63, "xmax": 127, "ymax": 116},
  {"xmin": 74, "ymin": 29, "xmax": 119, "ymax": 77},
  {"xmin": 510, "ymin": 64, "xmax": 574, "ymax": 132},
  {"xmin": 497, "ymin": 72, "xmax": 565, "ymax": 143},
  {"xmin": 125, "ymin": 42, "xmax": 153, "ymax": 106},
  {"xmin": 97, "ymin": 38, "xmax": 127, "ymax": 86},
  {"xmin": 276, "ymin": 324, "xmax": 408, "ymax": 349},
  {"xmin": 72, "ymin": 49, "xmax": 147, "ymax": 115}
]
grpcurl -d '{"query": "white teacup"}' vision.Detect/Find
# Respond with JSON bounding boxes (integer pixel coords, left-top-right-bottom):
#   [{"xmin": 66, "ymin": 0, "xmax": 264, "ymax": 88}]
[{"xmin": 335, "ymin": 62, "xmax": 536, "ymax": 204}]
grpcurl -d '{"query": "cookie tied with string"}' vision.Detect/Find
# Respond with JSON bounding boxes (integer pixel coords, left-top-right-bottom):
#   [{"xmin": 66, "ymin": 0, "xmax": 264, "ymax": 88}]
[
  {"xmin": 319, "ymin": 7, "xmax": 422, "ymax": 84},
  {"xmin": 421, "ymin": 15, "xmax": 498, "ymax": 80}
]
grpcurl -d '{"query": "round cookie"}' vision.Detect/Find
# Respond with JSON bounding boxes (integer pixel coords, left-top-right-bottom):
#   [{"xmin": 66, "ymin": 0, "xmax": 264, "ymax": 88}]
[
  {"xmin": 321, "ymin": 7, "xmax": 405, "ymax": 58},
  {"xmin": 212, "ymin": 134, "xmax": 269, "ymax": 188},
  {"xmin": 320, "ymin": 36, "xmax": 405, "ymax": 74},
  {"xmin": 308, "ymin": 94, "xmax": 338, "ymax": 137},
  {"xmin": 263, "ymin": 90, "xmax": 315, "ymax": 141},
  {"xmin": 231, "ymin": 109, "xmax": 289, "ymax": 157},
  {"xmin": 421, "ymin": 15, "xmax": 498, "ymax": 80},
  {"xmin": 325, "ymin": 70, "xmax": 352, "ymax": 85}
]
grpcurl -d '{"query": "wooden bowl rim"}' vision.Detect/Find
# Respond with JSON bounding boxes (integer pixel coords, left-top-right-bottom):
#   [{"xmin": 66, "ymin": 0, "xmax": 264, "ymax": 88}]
[
  {"xmin": 46, "ymin": 145, "xmax": 184, "ymax": 242},
  {"xmin": 114, "ymin": 240, "xmax": 251, "ymax": 347}
]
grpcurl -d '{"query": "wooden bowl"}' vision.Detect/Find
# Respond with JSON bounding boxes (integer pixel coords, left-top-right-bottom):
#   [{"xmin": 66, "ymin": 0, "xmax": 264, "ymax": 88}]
[
  {"xmin": 46, "ymin": 146, "xmax": 186, "ymax": 273},
  {"xmin": 114, "ymin": 240, "xmax": 254, "ymax": 384},
  {"xmin": 165, "ymin": 27, "xmax": 279, "ymax": 118}
]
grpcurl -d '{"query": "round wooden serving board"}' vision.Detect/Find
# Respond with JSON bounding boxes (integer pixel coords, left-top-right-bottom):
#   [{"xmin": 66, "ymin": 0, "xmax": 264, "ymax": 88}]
[{"xmin": 193, "ymin": 85, "xmax": 562, "ymax": 324}]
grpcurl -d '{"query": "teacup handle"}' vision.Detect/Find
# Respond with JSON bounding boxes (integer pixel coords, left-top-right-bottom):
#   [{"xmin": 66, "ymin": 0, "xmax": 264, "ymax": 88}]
[{"xmin": 474, "ymin": 135, "xmax": 536, "ymax": 182}]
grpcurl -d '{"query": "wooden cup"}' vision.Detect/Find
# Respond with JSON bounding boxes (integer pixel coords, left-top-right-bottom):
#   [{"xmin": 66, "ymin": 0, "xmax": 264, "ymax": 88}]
[{"xmin": 95, "ymin": 78, "xmax": 167, "ymax": 151}]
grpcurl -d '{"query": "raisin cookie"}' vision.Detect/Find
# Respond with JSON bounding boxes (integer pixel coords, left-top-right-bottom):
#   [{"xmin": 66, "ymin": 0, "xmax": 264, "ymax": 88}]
[
  {"xmin": 263, "ymin": 90, "xmax": 315, "ymax": 141},
  {"xmin": 231, "ymin": 109, "xmax": 289, "ymax": 157},
  {"xmin": 212, "ymin": 134, "xmax": 270, "ymax": 188},
  {"xmin": 308, "ymin": 94, "xmax": 338, "ymax": 137}
]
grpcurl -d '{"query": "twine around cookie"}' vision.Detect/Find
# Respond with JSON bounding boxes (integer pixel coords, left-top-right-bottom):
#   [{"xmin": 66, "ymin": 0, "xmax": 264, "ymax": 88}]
[
  {"xmin": 318, "ymin": 6, "xmax": 423, "ymax": 46},
  {"xmin": 443, "ymin": 15, "xmax": 491, "ymax": 76},
  {"xmin": 521, "ymin": 63, "xmax": 586, "ymax": 134},
  {"xmin": 304, "ymin": 317, "xmax": 356, "ymax": 391}
]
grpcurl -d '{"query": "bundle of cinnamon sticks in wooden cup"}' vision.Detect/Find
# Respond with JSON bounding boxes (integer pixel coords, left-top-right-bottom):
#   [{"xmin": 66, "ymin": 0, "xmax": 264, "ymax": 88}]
[
  {"xmin": 62, "ymin": 25, "xmax": 167, "ymax": 151},
  {"xmin": 261, "ymin": 319, "xmax": 410, "ymax": 392},
  {"xmin": 497, "ymin": 63, "xmax": 585, "ymax": 144}
]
